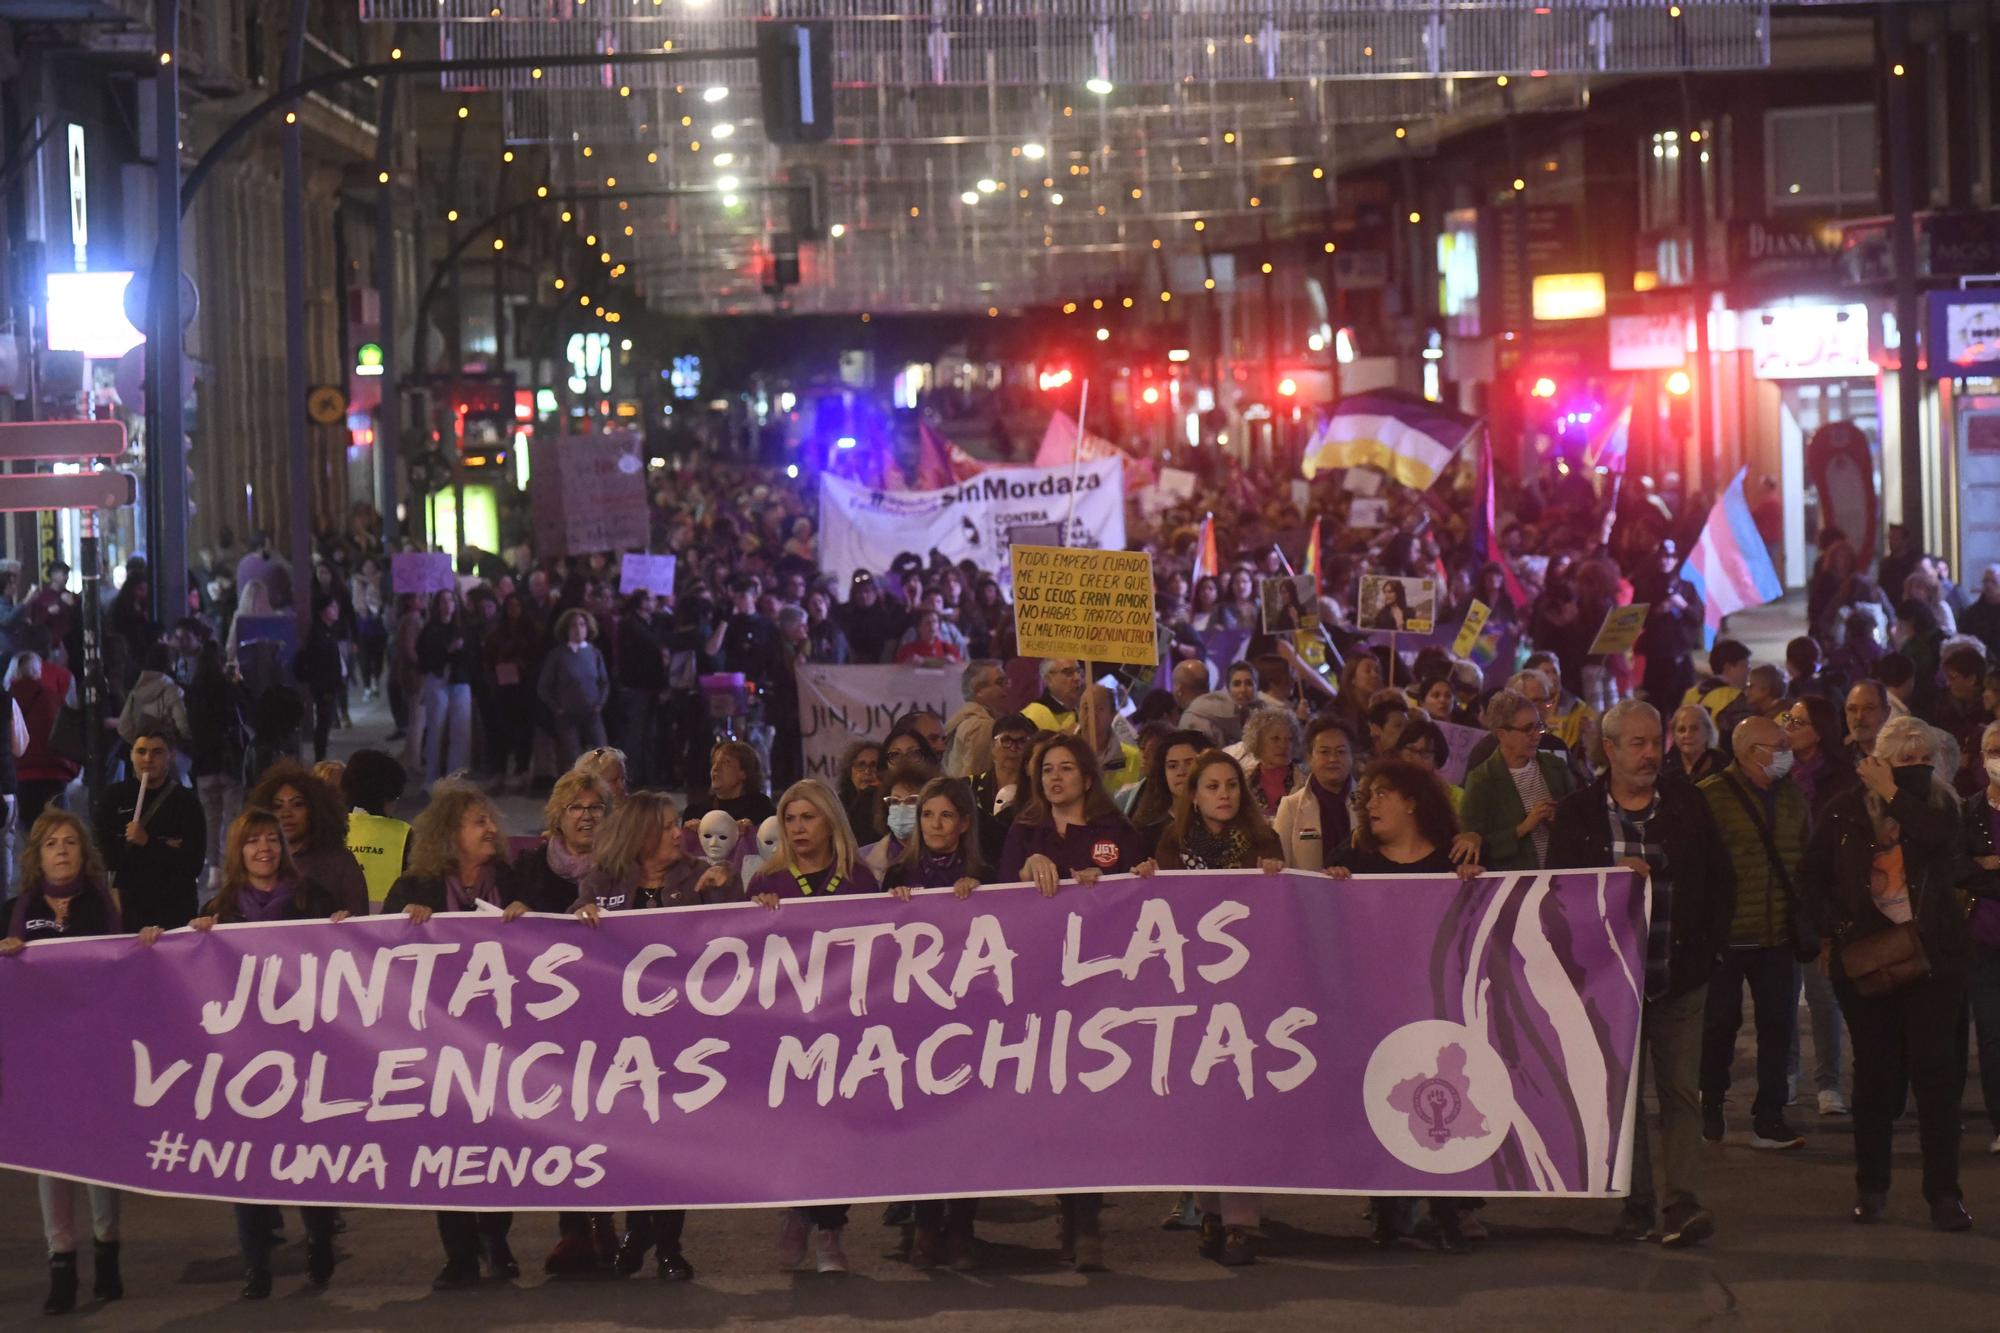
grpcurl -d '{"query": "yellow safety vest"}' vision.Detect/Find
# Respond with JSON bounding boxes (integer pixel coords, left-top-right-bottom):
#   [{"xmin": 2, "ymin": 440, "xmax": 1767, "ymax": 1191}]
[{"xmin": 347, "ymin": 812, "xmax": 411, "ymax": 908}]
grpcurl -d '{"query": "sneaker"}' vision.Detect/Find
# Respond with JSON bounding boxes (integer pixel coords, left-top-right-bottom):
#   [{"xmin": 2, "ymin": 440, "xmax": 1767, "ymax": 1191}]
[
  {"xmin": 813, "ymin": 1228, "xmax": 849, "ymax": 1275},
  {"xmin": 1659, "ymin": 1203, "xmax": 1715, "ymax": 1249},
  {"xmin": 1818, "ymin": 1090, "xmax": 1850, "ymax": 1116},
  {"xmin": 1749, "ymin": 1117, "xmax": 1805, "ymax": 1150},
  {"xmin": 778, "ymin": 1211, "xmax": 809, "ymax": 1269},
  {"xmin": 1702, "ymin": 1101, "xmax": 1724, "ymax": 1143},
  {"xmin": 1160, "ymin": 1193, "xmax": 1200, "ymax": 1230}
]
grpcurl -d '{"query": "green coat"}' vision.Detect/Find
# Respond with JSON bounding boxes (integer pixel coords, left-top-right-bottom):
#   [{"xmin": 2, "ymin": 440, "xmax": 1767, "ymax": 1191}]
[
  {"xmin": 1698, "ymin": 764, "xmax": 1809, "ymax": 949},
  {"xmin": 1460, "ymin": 750, "xmax": 1578, "ymax": 871}
]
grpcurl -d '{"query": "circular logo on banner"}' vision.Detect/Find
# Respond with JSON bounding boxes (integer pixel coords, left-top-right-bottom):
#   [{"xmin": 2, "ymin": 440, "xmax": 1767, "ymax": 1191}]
[
  {"xmin": 1090, "ymin": 839, "xmax": 1120, "ymax": 867},
  {"xmin": 1361, "ymin": 1019, "xmax": 1515, "ymax": 1175},
  {"xmin": 616, "ymin": 451, "xmax": 643, "ymax": 474}
]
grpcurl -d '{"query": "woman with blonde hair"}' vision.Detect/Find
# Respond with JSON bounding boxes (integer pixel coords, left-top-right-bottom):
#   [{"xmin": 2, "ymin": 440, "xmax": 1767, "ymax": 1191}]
[
  {"xmin": 745, "ymin": 779, "xmax": 878, "ymax": 1274},
  {"xmin": 571, "ymin": 790, "xmax": 737, "ymax": 1280},
  {"xmin": 382, "ymin": 782, "xmax": 533, "ymax": 1289},
  {"xmin": 1, "ymin": 809, "xmax": 127, "ymax": 1313},
  {"xmin": 1238, "ymin": 706, "xmax": 1305, "ymax": 818},
  {"xmin": 572, "ymin": 745, "xmax": 629, "ymax": 803}
]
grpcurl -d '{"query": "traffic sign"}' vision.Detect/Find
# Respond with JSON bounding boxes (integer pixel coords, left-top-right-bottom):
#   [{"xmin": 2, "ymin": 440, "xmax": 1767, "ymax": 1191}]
[
  {"xmin": 307, "ymin": 385, "xmax": 347, "ymax": 425},
  {"xmin": 0, "ymin": 470, "xmax": 137, "ymax": 512},
  {"xmin": 0, "ymin": 419, "xmax": 127, "ymax": 462}
]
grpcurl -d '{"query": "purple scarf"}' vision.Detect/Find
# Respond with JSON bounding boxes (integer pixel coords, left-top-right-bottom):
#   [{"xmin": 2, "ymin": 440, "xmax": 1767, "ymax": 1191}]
[
  {"xmin": 38, "ymin": 876, "xmax": 83, "ymax": 902},
  {"xmin": 235, "ymin": 879, "xmax": 297, "ymax": 923},
  {"xmin": 545, "ymin": 835, "xmax": 593, "ymax": 884},
  {"xmin": 1309, "ymin": 776, "xmax": 1353, "ymax": 847},
  {"xmin": 446, "ymin": 863, "xmax": 501, "ymax": 912}
]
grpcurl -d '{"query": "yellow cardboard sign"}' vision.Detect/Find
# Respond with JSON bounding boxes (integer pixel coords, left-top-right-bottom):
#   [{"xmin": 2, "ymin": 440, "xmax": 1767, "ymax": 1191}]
[
  {"xmin": 1450, "ymin": 599, "xmax": 1491, "ymax": 658},
  {"xmin": 1588, "ymin": 603, "xmax": 1651, "ymax": 657},
  {"xmin": 1010, "ymin": 545, "xmax": 1159, "ymax": 667}
]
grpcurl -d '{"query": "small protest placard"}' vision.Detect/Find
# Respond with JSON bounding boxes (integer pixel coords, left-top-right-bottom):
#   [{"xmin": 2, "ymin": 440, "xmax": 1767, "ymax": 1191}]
[
  {"xmin": 1356, "ymin": 574, "xmax": 1439, "ymax": 635},
  {"xmin": 390, "ymin": 551, "xmax": 455, "ymax": 596},
  {"xmin": 1349, "ymin": 498, "xmax": 1390, "ymax": 529},
  {"xmin": 1259, "ymin": 574, "xmax": 1319, "ymax": 633},
  {"xmin": 1588, "ymin": 603, "xmax": 1650, "ymax": 657},
  {"xmin": 1437, "ymin": 720, "xmax": 1487, "ymax": 786},
  {"xmin": 618, "ymin": 553, "xmax": 678, "ymax": 597},
  {"xmin": 1010, "ymin": 544, "xmax": 1158, "ymax": 667},
  {"xmin": 1451, "ymin": 600, "xmax": 1491, "ymax": 658}
]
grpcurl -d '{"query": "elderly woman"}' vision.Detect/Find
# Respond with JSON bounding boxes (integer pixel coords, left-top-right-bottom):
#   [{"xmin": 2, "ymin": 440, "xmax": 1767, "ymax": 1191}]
[
  {"xmin": 383, "ymin": 784, "xmax": 535, "ymax": 1288},
  {"xmin": 1238, "ymin": 706, "xmax": 1305, "ymax": 818},
  {"xmin": 1461, "ymin": 687, "xmax": 1577, "ymax": 872},
  {"xmin": 1665, "ymin": 703, "xmax": 1728, "ymax": 785},
  {"xmin": 247, "ymin": 760, "xmax": 370, "ymax": 916},
  {"xmin": 682, "ymin": 740, "xmax": 778, "ymax": 827},
  {"xmin": 517, "ymin": 771, "xmax": 611, "ymax": 918},
  {"xmin": 572, "ymin": 745, "xmax": 629, "ymax": 803},
  {"xmin": 1799, "ymin": 715, "xmax": 1971, "ymax": 1230}
]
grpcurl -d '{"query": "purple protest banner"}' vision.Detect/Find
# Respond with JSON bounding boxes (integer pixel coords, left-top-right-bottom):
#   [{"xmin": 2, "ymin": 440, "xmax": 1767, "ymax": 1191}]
[{"xmin": 0, "ymin": 870, "xmax": 1646, "ymax": 1209}]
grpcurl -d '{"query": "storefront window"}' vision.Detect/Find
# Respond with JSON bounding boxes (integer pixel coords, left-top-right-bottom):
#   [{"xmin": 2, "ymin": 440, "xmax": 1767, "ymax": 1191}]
[{"xmin": 1782, "ymin": 380, "xmax": 1880, "ymax": 551}]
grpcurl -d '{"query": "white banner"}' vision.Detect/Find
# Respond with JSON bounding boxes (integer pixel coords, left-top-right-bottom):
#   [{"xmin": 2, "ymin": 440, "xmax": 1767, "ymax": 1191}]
[
  {"xmin": 816, "ymin": 456, "xmax": 1125, "ymax": 590},
  {"xmin": 796, "ymin": 663, "xmax": 967, "ymax": 785}
]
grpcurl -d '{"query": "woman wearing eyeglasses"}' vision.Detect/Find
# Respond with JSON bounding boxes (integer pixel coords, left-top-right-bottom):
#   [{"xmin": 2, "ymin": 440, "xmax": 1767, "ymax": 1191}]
[
  {"xmin": 518, "ymin": 769, "xmax": 617, "ymax": 1276},
  {"xmin": 1781, "ymin": 696, "xmax": 1856, "ymax": 825},
  {"xmin": 1461, "ymin": 687, "xmax": 1577, "ymax": 872},
  {"xmin": 1392, "ymin": 718, "xmax": 1464, "ymax": 815},
  {"xmin": 1327, "ymin": 757, "xmax": 1486, "ymax": 1251},
  {"xmin": 861, "ymin": 758, "xmax": 937, "ymax": 877}
]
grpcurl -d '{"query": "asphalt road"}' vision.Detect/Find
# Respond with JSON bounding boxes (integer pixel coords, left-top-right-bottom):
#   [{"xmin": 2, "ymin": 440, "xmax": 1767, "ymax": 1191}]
[{"xmin": 0, "ymin": 1073, "xmax": 1995, "ymax": 1330}]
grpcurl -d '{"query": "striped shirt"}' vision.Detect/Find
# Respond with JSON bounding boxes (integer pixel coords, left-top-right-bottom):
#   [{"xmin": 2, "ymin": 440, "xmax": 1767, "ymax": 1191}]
[{"xmin": 1506, "ymin": 759, "xmax": 1554, "ymax": 867}]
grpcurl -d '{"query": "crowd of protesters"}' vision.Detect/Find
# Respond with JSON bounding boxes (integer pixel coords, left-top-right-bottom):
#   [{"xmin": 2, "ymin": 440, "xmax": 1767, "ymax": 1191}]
[{"xmin": 0, "ymin": 430, "xmax": 1994, "ymax": 1312}]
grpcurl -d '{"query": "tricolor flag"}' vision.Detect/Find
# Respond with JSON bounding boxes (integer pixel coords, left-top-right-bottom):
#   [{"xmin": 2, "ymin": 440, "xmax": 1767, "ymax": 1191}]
[
  {"xmin": 1301, "ymin": 390, "xmax": 1480, "ymax": 491},
  {"xmin": 1683, "ymin": 467, "xmax": 1783, "ymax": 647},
  {"xmin": 1190, "ymin": 512, "xmax": 1220, "ymax": 584}
]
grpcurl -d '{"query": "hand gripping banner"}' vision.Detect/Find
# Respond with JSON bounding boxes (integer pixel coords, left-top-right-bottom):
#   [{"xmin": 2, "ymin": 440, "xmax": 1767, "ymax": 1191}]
[{"xmin": 0, "ymin": 870, "xmax": 1647, "ymax": 1209}]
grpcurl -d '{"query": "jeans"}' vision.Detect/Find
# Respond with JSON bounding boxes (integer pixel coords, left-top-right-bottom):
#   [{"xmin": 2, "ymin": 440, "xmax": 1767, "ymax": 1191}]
[
  {"xmin": 1970, "ymin": 944, "xmax": 2000, "ymax": 1133},
  {"xmin": 196, "ymin": 774, "xmax": 243, "ymax": 877},
  {"xmin": 38, "ymin": 1178, "xmax": 119, "ymax": 1253},
  {"xmin": 235, "ymin": 1203, "xmax": 334, "ymax": 1272},
  {"xmin": 1628, "ymin": 983, "xmax": 1708, "ymax": 1216},
  {"xmin": 1834, "ymin": 970, "xmax": 1966, "ymax": 1202},
  {"xmin": 551, "ymin": 708, "xmax": 607, "ymax": 773},
  {"xmin": 1789, "ymin": 958, "xmax": 1847, "ymax": 1097},
  {"xmin": 1702, "ymin": 945, "xmax": 1796, "ymax": 1121},
  {"xmin": 419, "ymin": 677, "xmax": 473, "ymax": 785},
  {"xmin": 1196, "ymin": 1192, "xmax": 1260, "ymax": 1227},
  {"xmin": 610, "ymin": 688, "xmax": 656, "ymax": 788},
  {"xmin": 437, "ymin": 1211, "xmax": 513, "ymax": 1268}
]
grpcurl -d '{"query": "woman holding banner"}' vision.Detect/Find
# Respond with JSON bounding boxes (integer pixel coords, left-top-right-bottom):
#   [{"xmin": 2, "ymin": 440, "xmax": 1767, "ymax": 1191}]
[
  {"xmin": 572, "ymin": 791, "xmax": 736, "ymax": 1280},
  {"xmin": 997, "ymin": 734, "xmax": 1146, "ymax": 1271},
  {"xmin": 882, "ymin": 776, "xmax": 988, "ymax": 1269},
  {"xmin": 179, "ymin": 809, "xmax": 352, "ymax": 1298},
  {"xmin": 382, "ymin": 784, "xmax": 536, "ymax": 1290},
  {"xmin": 1327, "ymin": 756, "xmax": 1486, "ymax": 1252},
  {"xmin": 2, "ymin": 810, "xmax": 128, "ymax": 1314},
  {"xmin": 746, "ymin": 779, "xmax": 880, "ymax": 1274},
  {"xmin": 1144, "ymin": 750, "xmax": 1286, "ymax": 1265},
  {"xmin": 1275, "ymin": 715, "xmax": 1360, "ymax": 870}
]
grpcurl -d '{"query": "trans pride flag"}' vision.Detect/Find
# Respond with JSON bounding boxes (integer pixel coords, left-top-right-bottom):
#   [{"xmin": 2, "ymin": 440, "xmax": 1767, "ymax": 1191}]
[{"xmin": 1683, "ymin": 467, "xmax": 1783, "ymax": 646}]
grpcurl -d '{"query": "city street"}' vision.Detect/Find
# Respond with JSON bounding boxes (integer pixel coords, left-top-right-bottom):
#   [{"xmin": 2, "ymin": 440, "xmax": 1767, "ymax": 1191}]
[{"xmin": 0, "ymin": 1100, "xmax": 1992, "ymax": 1330}]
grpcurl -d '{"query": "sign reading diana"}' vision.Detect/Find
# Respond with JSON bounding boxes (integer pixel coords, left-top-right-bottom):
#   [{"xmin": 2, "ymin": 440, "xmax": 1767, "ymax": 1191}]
[
  {"xmin": 816, "ymin": 456, "xmax": 1125, "ymax": 590},
  {"xmin": 0, "ymin": 871, "xmax": 1647, "ymax": 1208}
]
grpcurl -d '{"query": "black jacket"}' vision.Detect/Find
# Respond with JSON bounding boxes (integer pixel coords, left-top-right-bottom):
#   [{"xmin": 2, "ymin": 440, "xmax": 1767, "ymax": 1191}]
[
  {"xmin": 94, "ymin": 778, "xmax": 208, "ymax": 931},
  {"xmin": 382, "ymin": 860, "xmax": 531, "ymax": 915},
  {"xmin": 512, "ymin": 840, "xmax": 591, "ymax": 915},
  {"xmin": 1546, "ymin": 776, "xmax": 1737, "ymax": 1001},
  {"xmin": 1800, "ymin": 768, "xmax": 1970, "ymax": 982}
]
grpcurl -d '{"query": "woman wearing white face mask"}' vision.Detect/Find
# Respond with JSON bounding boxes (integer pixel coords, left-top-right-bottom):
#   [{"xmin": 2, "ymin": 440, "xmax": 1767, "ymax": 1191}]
[{"xmin": 861, "ymin": 759, "xmax": 934, "ymax": 877}]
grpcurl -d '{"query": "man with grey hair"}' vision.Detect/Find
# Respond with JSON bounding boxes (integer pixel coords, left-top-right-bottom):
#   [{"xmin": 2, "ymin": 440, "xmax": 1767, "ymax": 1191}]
[
  {"xmin": 1022, "ymin": 657, "xmax": 1084, "ymax": 735},
  {"xmin": 944, "ymin": 659, "xmax": 1010, "ymax": 779},
  {"xmin": 1549, "ymin": 696, "xmax": 1737, "ymax": 1249},
  {"xmin": 1696, "ymin": 715, "xmax": 1813, "ymax": 1152}
]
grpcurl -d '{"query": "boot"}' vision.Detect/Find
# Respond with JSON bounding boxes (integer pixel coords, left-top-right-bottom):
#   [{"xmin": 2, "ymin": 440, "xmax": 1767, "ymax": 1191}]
[
  {"xmin": 590, "ymin": 1214, "xmax": 620, "ymax": 1267},
  {"xmin": 306, "ymin": 1239, "xmax": 336, "ymax": 1288},
  {"xmin": 91, "ymin": 1241, "xmax": 122, "ymax": 1301},
  {"xmin": 614, "ymin": 1226, "xmax": 652, "ymax": 1277},
  {"xmin": 240, "ymin": 1268, "xmax": 272, "ymax": 1301},
  {"xmin": 42, "ymin": 1253, "xmax": 77, "ymax": 1317}
]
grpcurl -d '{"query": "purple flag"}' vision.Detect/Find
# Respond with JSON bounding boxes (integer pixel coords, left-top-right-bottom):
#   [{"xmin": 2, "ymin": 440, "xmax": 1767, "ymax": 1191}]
[{"xmin": 0, "ymin": 871, "xmax": 1647, "ymax": 1208}]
